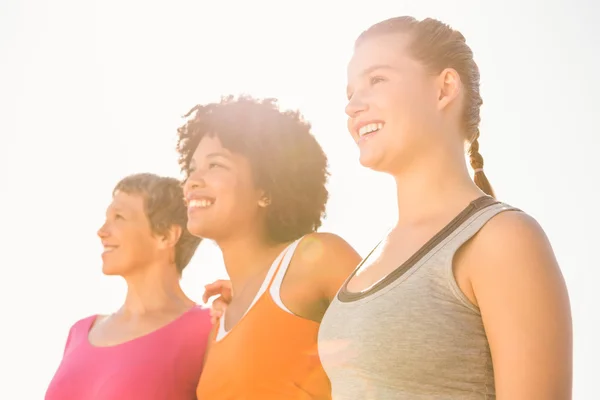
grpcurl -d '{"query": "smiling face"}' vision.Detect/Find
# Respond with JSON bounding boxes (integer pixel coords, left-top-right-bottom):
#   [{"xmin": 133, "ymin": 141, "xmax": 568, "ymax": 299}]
[
  {"xmin": 183, "ymin": 135, "xmax": 265, "ymax": 241},
  {"xmin": 97, "ymin": 191, "xmax": 160, "ymax": 276},
  {"xmin": 345, "ymin": 33, "xmax": 443, "ymax": 174}
]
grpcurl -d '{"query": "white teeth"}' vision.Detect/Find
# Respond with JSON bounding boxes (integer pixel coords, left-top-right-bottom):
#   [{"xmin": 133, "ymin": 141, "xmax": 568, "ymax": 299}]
[
  {"xmin": 103, "ymin": 246, "xmax": 116, "ymax": 252},
  {"xmin": 358, "ymin": 122, "xmax": 384, "ymax": 137},
  {"xmin": 189, "ymin": 199, "xmax": 215, "ymax": 209}
]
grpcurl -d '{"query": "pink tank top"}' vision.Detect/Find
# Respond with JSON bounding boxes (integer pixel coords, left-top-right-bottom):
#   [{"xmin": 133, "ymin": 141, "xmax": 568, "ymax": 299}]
[{"xmin": 45, "ymin": 306, "xmax": 212, "ymax": 400}]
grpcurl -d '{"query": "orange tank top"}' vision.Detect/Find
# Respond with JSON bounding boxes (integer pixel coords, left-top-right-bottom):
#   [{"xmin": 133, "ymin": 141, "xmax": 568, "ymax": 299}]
[{"xmin": 196, "ymin": 239, "xmax": 332, "ymax": 400}]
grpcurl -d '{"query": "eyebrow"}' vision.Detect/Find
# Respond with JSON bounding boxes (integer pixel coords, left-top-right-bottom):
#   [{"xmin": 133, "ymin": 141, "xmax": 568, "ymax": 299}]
[
  {"xmin": 360, "ymin": 64, "xmax": 396, "ymax": 77},
  {"xmin": 206, "ymin": 152, "xmax": 231, "ymax": 159},
  {"xmin": 106, "ymin": 205, "xmax": 125, "ymax": 216},
  {"xmin": 190, "ymin": 151, "xmax": 232, "ymax": 168}
]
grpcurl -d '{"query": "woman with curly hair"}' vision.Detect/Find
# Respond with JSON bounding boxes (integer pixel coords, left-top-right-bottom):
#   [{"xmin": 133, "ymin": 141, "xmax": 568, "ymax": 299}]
[
  {"xmin": 176, "ymin": 95, "xmax": 361, "ymax": 399},
  {"xmin": 205, "ymin": 16, "xmax": 573, "ymax": 400}
]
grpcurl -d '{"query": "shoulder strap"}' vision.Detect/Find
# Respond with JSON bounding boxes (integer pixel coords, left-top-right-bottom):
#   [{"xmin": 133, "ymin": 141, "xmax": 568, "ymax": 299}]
[
  {"xmin": 267, "ymin": 237, "xmax": 305, "ymax": 314},
  {"xmin": 443, "ymin": 202, "xmax": 521, "ymax": 254},
  {"xmin": 267, "ymin": 238, "xmax": 302, "ymax": 290},
  {"xmin": 216, "ymin": 240, "xmax": 296, "ymax": 340}
]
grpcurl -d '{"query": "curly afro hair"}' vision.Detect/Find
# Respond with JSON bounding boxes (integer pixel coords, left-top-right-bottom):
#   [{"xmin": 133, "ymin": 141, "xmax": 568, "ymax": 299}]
[{"xmin": 176, "ymin": 95, "xmax": 329, "ymax": 243}]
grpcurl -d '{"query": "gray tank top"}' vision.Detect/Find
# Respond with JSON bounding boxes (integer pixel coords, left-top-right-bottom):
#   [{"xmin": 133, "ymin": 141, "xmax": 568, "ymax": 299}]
[{"xmin": 318, "ymin": 197, "xmax": 519, "ymax": 400}]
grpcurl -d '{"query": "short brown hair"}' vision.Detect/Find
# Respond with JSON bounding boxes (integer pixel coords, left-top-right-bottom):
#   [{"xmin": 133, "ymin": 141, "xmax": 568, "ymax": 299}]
[{"xmin": 113, "ymin": 173, "xmax": 201, "ymax": 273}]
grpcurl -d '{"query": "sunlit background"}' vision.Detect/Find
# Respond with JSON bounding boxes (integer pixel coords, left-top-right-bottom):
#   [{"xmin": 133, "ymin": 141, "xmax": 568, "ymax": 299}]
[{"xmin": 1, "ymin": 0, "xmax": 598, "ymax": 398}]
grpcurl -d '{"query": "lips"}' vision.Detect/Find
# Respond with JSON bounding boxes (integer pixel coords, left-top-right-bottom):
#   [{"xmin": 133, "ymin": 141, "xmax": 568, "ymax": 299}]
[
  {"xmin": 354, "ymin": 120, "xmax": 385, "ymax": 143},
  {"xmin": 186, "ymin": 194, "xmax": 217, "ymax": 213},
  {"xmin": 358, "ymin": 122, "xmax": 384, "ymax": 137},
  {"xmin": 188, "ymin": 198, "xmax": 215, "ymax": 208},
  {"xmin": 102, "ymin": 244, "xmax": 118, "ymax": 255}
]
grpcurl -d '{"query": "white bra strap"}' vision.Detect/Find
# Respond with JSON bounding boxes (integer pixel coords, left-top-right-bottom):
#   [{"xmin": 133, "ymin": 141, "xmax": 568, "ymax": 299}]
[
  {"xmin": 215, "ymin": 240, "xmax": 295, "ymax": 340},
  {"xmin": 268, "ymin": 237, "xmax": 303, "ymax": 314}
]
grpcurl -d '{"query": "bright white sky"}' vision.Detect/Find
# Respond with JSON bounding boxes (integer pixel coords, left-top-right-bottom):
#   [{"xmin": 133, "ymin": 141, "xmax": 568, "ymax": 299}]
[{"xmin": 1, "ymin": 0, "xmax": 598, "ymax": 398}]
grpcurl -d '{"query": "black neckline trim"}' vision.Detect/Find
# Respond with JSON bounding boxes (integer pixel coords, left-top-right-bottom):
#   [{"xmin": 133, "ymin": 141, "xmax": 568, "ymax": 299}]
[{"xmin": 337, "ymin": 196, "xmax": 499, "ymax": 303}]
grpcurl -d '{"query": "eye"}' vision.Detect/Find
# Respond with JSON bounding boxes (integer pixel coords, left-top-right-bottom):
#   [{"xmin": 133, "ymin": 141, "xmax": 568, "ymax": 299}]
[
  {"xmin": 115, "ymin": 213, "xmax": 124, "ymax": 220},
  {"xmin": 208, "ymin": 162, "xmax": 227, "ymax": 170},
  {"xmin": 370, "ymin": 75, "xmax": 386, "ymax": 85}
]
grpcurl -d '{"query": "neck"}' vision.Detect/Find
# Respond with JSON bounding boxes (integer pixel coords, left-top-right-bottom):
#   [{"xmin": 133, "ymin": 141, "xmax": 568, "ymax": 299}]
[
  {"xmin": 217, "ymin": 233, "xmax": 288, "ymax": 296},
  {"xmin": 392, "ymin": 147, "xmax": 484, "ymax": 227},
  {"xmin": 120, "ymin": 260, "xmax": 193, "ymax": 316}
]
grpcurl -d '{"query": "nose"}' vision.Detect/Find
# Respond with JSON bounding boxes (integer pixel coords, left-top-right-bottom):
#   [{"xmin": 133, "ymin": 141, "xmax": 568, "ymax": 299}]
[
  {"xmin": 345, "ymin": 92, "xmax": 369, "ymax": 119},
  {"xmin": 97, "ymin": 221, "xmax": 109, "ymax": 239},
  {"xmin": 183, "ymin": 170, "xmax": 206, "ymax": 195}
]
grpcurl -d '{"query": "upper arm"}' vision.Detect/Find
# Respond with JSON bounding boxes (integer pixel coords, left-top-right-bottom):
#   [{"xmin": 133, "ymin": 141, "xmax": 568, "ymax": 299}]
[
  {"xmin": 468, "ymin": 212, "xmax": 572, "ymax": 400},
  {"xmin": 297, "ymin": 232, "xmax": 362, "ymax": 302}
]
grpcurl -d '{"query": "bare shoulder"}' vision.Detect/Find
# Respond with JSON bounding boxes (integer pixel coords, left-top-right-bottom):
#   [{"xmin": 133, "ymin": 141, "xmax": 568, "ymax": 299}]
[
  {"xmin": 294, "ymin": 232, "xmax": 362, "ymax": 300},
  {"xmin": 93, "ymin": 314, "xmax": 109, "ymax": 324},
  {"xmin": 477, "ymin": 208, "xmax": 548, "ymax": 242},
  {"xmin": 464, "ymin": 209, "xmax": 566, "ymax": 299},
  {"xmin": 469, "ymin": 209, "xmax": 557, "ymax": 273},
  {"xmin": 80, "ymin": 314, "xmax": 105, "ymax": 330},
  {"xmin": 463, "ymin": 209, "xmax": 573, "ymax": 398},
  {"xmin": 295, "ymin": 232, "xmax": 361, "ymax": 269}
]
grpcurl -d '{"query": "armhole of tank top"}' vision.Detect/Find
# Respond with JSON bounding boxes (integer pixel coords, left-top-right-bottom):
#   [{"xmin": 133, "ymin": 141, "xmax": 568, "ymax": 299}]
[
  {"xmin": 445, "ymin": 204, "xmax": 522, "ymax": 313},
  {"xmin": 268, "ymin": 237, "xmax": 303, "ymax": 315},
  {"xmin": 215, "ymin": 241, "xmax": 294, "ymax": 341}
]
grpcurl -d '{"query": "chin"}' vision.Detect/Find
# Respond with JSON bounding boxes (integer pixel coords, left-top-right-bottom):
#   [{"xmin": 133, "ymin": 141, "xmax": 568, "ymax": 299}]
[
  {"xmin": 101, "ymin": 265, "xmax": 119, "ymax": 276},
  {"xmin": 101, "ymin": 262, "xmax": 129, "ymax": 277},
  {"xmin": 187, "ymin": 221, "xmax": 220, "ymax": 240},
  {"xmin": 359, "ymin": 144, "xmax": 410, "ymax": 175},
  {"xmin": 358, "ymin": 151, "xmax": 387, "ymax": 172}
]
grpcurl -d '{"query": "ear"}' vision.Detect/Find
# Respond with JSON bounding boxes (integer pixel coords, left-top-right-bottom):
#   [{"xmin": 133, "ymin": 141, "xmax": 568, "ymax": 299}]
[
  {"xmin": 436, "ymin": 68, "xmax": 461, "ymax": 111},
  {"xmin": 258, "ymin": 196, "xmax": 271, "ymax": 208},
  {"xmin": 257, "ymin": 189, "xmax": 271, "ymax": 208},
  {"xmin": 157, "ymin": 225, "xmax": 182, "ymax": 250}
]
